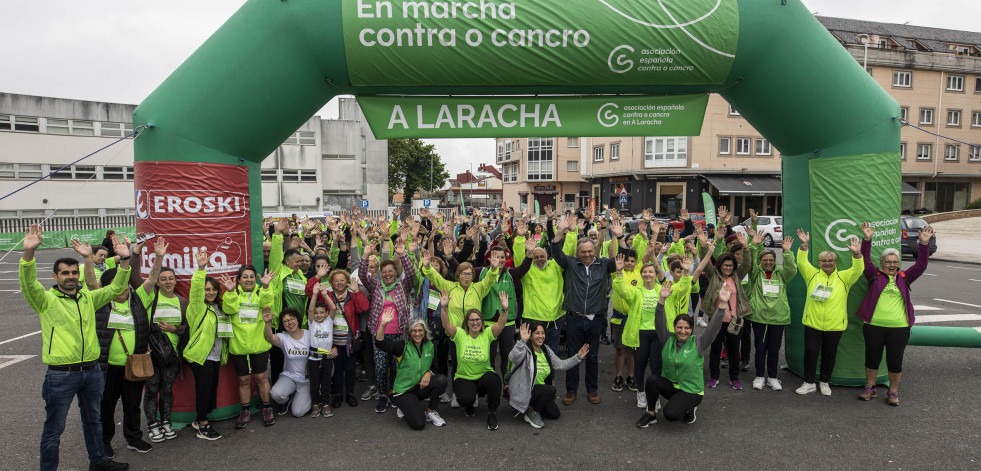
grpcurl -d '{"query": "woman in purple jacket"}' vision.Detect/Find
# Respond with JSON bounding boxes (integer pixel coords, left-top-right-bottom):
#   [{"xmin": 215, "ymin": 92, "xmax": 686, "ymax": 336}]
[{"xmin": 856, "ymin": 221, "xmax": 934, "ymax": 406}]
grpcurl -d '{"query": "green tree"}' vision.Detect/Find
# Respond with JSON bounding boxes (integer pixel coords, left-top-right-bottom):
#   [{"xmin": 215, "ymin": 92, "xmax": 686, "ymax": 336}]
[{"xmin": 388, "ymin": 138, "xmax": 449, "ymax": 201}]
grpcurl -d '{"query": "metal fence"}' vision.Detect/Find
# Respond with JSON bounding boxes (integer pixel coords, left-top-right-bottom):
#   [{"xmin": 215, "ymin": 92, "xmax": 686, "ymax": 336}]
[{"xmin": 0, "ymin": 215, "xmax": 135, "ymax": 233}]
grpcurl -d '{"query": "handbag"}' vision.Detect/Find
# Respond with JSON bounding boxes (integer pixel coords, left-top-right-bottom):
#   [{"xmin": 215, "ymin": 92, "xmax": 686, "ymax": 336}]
[
  {"xmin": 727, "ymin": 315, "xmax": 744, "ymax": 335},
  {"xmin": 148, "ymin": 291, "xmax": 179, "ymax": 367},
  {"xmin": 118, "ymin": 330, "xmax": 154, "ymax": 381}
]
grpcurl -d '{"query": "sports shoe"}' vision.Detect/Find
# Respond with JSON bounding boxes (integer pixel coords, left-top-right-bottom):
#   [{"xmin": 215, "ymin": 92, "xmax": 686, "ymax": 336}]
[
  {"xmin": 752, "ymin": 377, "xmax": 765, "ymax": 390},
  {"xmin": 465, "ymin": 405, "xmax": 476, "ymax": 417},
  {"xmin": 707, "ymin": 379, "xmax": 719, "ymax": 388},
  {"xmin": 103, "ymin": 442, "xmax": 114, "ymax": 459},
  {"xmin": 731, "ymin": 379, "xmax": 743, "ymax": 390},
  {"xmin": 767, "ymin": 378, "xmax": 783, "ymax": 391},
  {"xmin": 451, "ymin": 394, "xmax": 461, "ymax": 408},
  {"xmin": 346, "ymin": 395, "xmax": 358, "ymax": 407},
  {"xmin": 636, "ymin": 412, "xmax": 657, "ymax": 428},
  {"xmin": 487, "ymin": 412, "xmax": 498, "ymax": 430},
  {"xmin": 89, "ymin": 458, "xmax": 129, "ymax": 471},
  {"xmin": 426, "ymin": 410, "xmax": 446, "ymax": 426},
  {"xmin": 147, "ymin": 422, "xmax": 165, "ymax": 443},
  {"xmin": 524, "ymin": 411, "xmax": 544, "ymax": 429},
  {"xmin": 696, "ymin": 317, "xmax": 708, "ymax": 327},
  {"xmin": 720, "ymin": 347, "xmax": 727, "ymax": 360},
  {"xmin": 858, "ymin": 385, "xmax": 877, "ymax": 401},
  {"xmin": 277, "ymin": 397, "xmax": 292, "ymax": 415},
  {"xmin": 396, "ymin": 407, "xmax": 404, "ymax": 419},
  {"xmin": 160, "ymin": 421, "xmax": 176, "ymax": 440},
  {"xmin": 262, "ymin": 406, "xmax": 276, "ymax": 426},
  {"xmin": 235, "ymin": 409, "xmax": 251, "ymax": 429},
  {"xmin": 562, "ymin": 393, "xmax": 576, "ymax": 405},
  {"xmin": 795, "ymin": 382, "xmax": 817, "ymax": 395},
  {"xmin": 440, "ymin": 392, "xmax": 452, "ymax": 403},
  {"xmin": 321, "ymin": 405, "xmax": 333, "ymax": 418},
  {"xmin": 361, "ymin": 386, "xmax": 378, "ymax": 401},
  {"xmin": 126, "ymin": 439, "xmax": 152, "ymax": 453},
  {"xmin": 819, "ymin": 382, "xmax": 832, "ymax": 396},
  {"xmin": 331, "ymin": 395, "xmax": 343, "ymax": 409},
  {"xmin": 588, "ymin": 392, "xmax": 601, "ymax": 404},
  {"xmin": 196, "ymin": 424, "xmax": 222, "ymax": 441},
  {"xmin": 625, "ymin": 376, "xmax": 638, "ymax": 392},
  {"xmin": 740, "ymin": 360, "xmax": 751, "ymax": 372},
  {"xmin": 357, "ymin": 370, "xmax": 368, "ymax": 382},
  {"xmin": 600, "ymin": 333, "xmax": 611, "ymax": 345},
  {"xmin": 375, "ymin": 396, "xmax": 388, "ymax": 413},
  {"xmin": 683, "ymin": 407, "xmax": 697, "ymax": 424},
  {"xmin": 311, "ymin": 404, "xmax": 322, "ymax": 417},
  {"xmin": 636, "ymin": 391, "xmax": 648, "ymax": 408},
  {"xmin": 653, "ymin": 399, "xmax": 661, "ymax": 414},
  {"xmin": 612, "ymin": 376, "xmax": 624, "ymax": 392},
  {"xmin": 887, "ymin": 390, "xmax": 900, "ymax": 406}
]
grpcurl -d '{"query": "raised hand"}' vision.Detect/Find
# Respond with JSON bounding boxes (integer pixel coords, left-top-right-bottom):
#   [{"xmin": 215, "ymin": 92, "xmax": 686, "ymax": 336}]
[
  {"xmin": 695, "ymin": 224, "xmax": 708, "ymax": 245},
  {"xmin": 275, "ymin": 218, "xmax": 289, "ymax": 235},
  {"xmin": 681, "ymin": 254, "xmax": 693, "ymax": 272},
  {"xmin": 717, "ymin": 283, "xmax": 731, "ymax": 304},
  {"xmin": 524, "ymin": 236, "xmax": 537, "ymax": 254},
  {"xmin": 680, "ymin": 208, "xmax": 690, "ymax": 221},
  {"xmin": 439, "ymin": 290, "xmax": 450, "ymax": 307},
  {"xmin": 394, "ymin": 237, "xmax": 406, "ymax": 257},
  {"xmin": 259, "ymin": 269, "xmax": 274, "ymax": 288},
  {"xmin": 751, "ymin": 228, "xmax": 764, "ymax": 245},
  {"xmin": 659, "ymin": 280, "xmax": 674, "ymax": 299},
  {"xmin": 848, "ymin": 235, "xmax": 861, "ymax": 255},
  {"xmin": 796, "ymin": 229, "xmax": 810, "ymax": 247},
  {"xmin": 363, "ymin": 242, "xmax": 377, "ymax": 257},
  {"xmin": 861, "ymin": 222, "xmax": 874, "ymax": 241},
  {"xmin": 734, "ymin": 231, "xmax": 748, "ymax": 248},
  {"xmin": 519, "ymin": 322, "xmax": 531, "ymax": 341},
  {"xmin": 749, "ymin": 208, "xmax": 759, "ymax": 223},
  {"xmin": 717, "ymin": 206, "xmax": 729, "ymax": 224},
  {"xmin": 919, "ymin": 226, "xmax": 935, "ymax": 245},
  {"xmin": 196, "ymin": 248, "xmax": 209, "ymax": 270},
  {"xmin": 71, "ymin": 238, "xmax": 93, "ymax": 258},
  {"xmin": 154, "ymin": 237, "xmax": 168, "ymax": 258},
  {"xmin": 22, "ymin": 224, "xmax": 43, "ymax": 253},
  {"xmin": 380, "ymin": 307, "xmax": 395, "ymax": 326},
  {"xmin": 499, "ymin": 290, "xmax": 509, "ymax": 312},
  {"xmin": 111, "ymin": 234, "xmax": 130, "ymax": 259},
  {"xmin": 610, "ymin": 220, "xmax": 624, "ymax": 238},
  {"xmin": 261, "ymin": 306, "xmax": 274, "ymax": 323},
  {"xmin": 642, "ymin": 209, "xmax": 652, "ymax": 221},
  {"xmin": 516, "ymin": 220, "xmax": 528, "ymax": 237},
  {"xmin": 420, "ymin": 250, "xmax": 432, "ymax": 268},
  {"xmin": 781, "ymin": 236, "xmax": 795, "ymax": 252},
  {"xmin": 348, "ymin": 277, "xmax": 360, "ymax": 293},
  {"xmin": 615, "ymin": 253, "xmax": 625, "ymax": 272},
  {"xmin": 316, "ymin": 263, "xmax": 330, "ymax": 280},
  {"xmin": 219, "ymin": 274, "xmax": 237, "ymax": 292}
]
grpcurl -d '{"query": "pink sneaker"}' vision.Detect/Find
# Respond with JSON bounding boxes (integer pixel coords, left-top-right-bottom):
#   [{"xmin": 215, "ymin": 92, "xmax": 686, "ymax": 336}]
[
  {"xmin": 707, "ymin": 379, "xmax": 719, "ymax": 388},
  {"xmin": 731, "ymin": 380, "xmax": 743, "ymax": 390}
]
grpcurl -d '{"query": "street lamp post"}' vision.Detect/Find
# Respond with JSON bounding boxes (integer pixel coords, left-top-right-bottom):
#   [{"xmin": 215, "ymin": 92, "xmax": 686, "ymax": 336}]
[{"xmin": 857, "ymin": 33, "xmax": 870, "ymax": 71}]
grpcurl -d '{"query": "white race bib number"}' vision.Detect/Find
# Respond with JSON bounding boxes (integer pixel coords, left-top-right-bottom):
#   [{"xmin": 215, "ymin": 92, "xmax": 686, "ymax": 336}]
[
  {"xmin": 108, "ymin": 305, "xmax": 135, "ymax": 331},
  {"xmin": 153, "ymin": 304, "xmax": 181, "ymax": 324},
  {"xmin": 285, "ymin": 278, "xmax": 305, "ymax": 295},
  {"xmin": 217, "ymin": 314, "xmax": 234, "ymax": 338},
  {"xmin": 762, "ymin": 279, "xmax": 781, "ymax": 298},
  {"xmin": 809, "ymin": 284, "xmax": 833, "ymax": 302},
  {"xmin": 427, "ymin": 293, "xmax": 440, "ymax": 311},
  {"xmin": 239, "ymin": 301, "xmax": 259, "ymax": 324}
]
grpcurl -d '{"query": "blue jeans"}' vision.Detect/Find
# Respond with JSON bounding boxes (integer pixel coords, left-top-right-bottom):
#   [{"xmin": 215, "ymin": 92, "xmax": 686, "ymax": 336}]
[
  {"xmin": 41, "ymin": 367, "xmax": 107, "ymax": 470},
  {"xmin": 565, "ymin": 314, "xmax": 603, "ymax": 394}
]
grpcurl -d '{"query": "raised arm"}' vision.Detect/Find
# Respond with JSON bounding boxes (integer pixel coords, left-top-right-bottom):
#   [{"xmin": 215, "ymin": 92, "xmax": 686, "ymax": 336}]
[
  {"xmin": 696, "ymin": 285, "xmax": 730, "ymax": 354},
  {"xmin": 795, "ymin": 229, "xmax": 817, "ymax": 280},
  {"xmin": 842, "ymin": 237, "xmax": 865, "ymax": 287},
  {"xmin": 70, "ymin": 239, "xmax": 101, "ymax": 291},
  {"xmin": 142, "ymin": 237, "xmax": 168, "ymax": 295},
  {"xmin": 438, "ymin": 290, "xmax": 456, "ymax": 338},
  {"xmin": 653, "ymin": 281, "xmax": 673, "ymax": 345},
  {"xmin": 905, "ymin": 226, "xmax": 933, "ymax": 282},
  {"xmin": 261, "ymin": 307, "xmax": 281, "ymax": 348},
  {"xmin": 490, "ymin": 290, "xmax": 509, "ymax": 338},
  {"xmin": 18, "ymin": 224, "xmax": 49, "ymax": 313},
  {"xmin": 860, "ymin": 222, "xmax": 878, "ymax": 278},
  {"xmin": 780, "ymin": 236, "xmax": 798, "ymax": 284}
]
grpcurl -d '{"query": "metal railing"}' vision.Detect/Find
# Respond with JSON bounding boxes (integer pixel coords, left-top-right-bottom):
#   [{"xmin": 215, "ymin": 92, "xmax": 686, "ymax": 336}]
[{"xmin": 0, "ymin": 215, "xmax": 135, "ymax": 233}]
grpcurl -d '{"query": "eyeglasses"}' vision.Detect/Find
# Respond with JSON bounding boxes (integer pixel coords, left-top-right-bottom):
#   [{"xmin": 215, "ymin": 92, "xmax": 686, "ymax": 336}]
[
  {"xmin": 468, "ymin": 318, "xmax": 483, "ymax": 323},
  {"xmin": 819, "ymin": 259, "xmax": 837, "ymax": 263},
  {"xmin": 459, "ymin": 272, "xmax": 473, "ymax": 277},
  {"xmin": 881, "ymin": 261, "xmax": 900, "ymax": 265}
]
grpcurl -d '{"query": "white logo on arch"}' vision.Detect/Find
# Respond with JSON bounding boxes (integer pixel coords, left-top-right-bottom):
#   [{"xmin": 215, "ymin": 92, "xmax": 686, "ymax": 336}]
[
  {"xmin": 598, "ymin": 103, "xmax": 620, "ymax": 128},
  {"xmin": 824, "ymin": 218, "xmax": 858, "ymax": 252},
  {"xmin": 608, "ymin": 45, "xmax": 635, "ymax": 73}
]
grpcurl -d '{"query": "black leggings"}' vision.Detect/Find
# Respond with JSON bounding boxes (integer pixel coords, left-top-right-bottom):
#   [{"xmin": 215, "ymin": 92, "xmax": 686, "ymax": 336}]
[
  {"xmin": 433, "ymin": 333, "xmax": 450, "ymax": 376},
  {"xmin": 391, "ymin": 374, "xmax": 448, "ymax": 430},
  {"xmin": 863, "ymin": 324, "xmax": 911, "ymax": 374},
  {"xmin": 189, "ymin": 360, "xmax": 220, "ymax": 423},
  {"xmin": 740, "ymin": 319, "xmax": 753, "ymax": 360},
  {"xmin": 709, "ymin": 322, "xmax": 741, "ymax": 381},
  {"xmin": 331, "ymin": 346, "xmax": 357, "ymax": 397},
  {"xmin": 308, "ymin": 358, "xmax": 334, "ymax": 405},
  {"xmin": 490, "ymin": 324, "xmax": 516, "ymax": 379},
  {"xmin": 752, "ymin": 323, "xmax": 785, "ymax": 378},
  {"xmin": 645, "ymin": 376, "xmax": 702, "ymax": 422},
  {"xmin": 144, "ymin": 361, "xmax": 179, "ymax": 424},
  {"xmin": 453, "ymin": 372, "xmax": 502, "ymax": 412},
  {"xmin": 633, "ymin": 330, "xmax": 662, "ymax": 392},
  {"xmin": 803, "ymin": 326, "xmax": 843, "ymax": 383},
  {"xmin": 529, "ymin": 384, "xmax": 560, "ymax": 420}
]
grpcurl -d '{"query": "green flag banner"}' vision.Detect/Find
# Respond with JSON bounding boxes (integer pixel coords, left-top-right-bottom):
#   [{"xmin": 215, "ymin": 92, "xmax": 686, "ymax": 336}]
[
  {"xmin": 342, "ymin": 0, "xmax": 738, "ymax": 87},
  {"xmin": 359, "ymin": 94, "xmax": 709, "ymax": 138},
  {"xmin": 701, "ymin": 192, "xmax": 716, "ymax": 228}
]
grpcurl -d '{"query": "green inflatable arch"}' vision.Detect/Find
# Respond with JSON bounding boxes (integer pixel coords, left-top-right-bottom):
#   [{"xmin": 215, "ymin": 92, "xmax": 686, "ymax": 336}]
[{"xmin": 133, "ymin": 0, "xmax": 973, "ymax": 411}]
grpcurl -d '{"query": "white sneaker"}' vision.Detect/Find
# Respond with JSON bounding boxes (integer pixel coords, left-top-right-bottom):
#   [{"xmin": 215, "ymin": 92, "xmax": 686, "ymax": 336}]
[
  {"xmin": 147, "ymin": 422, "xmax": 165, "ymax": 443},
  {"xmin": 819, "ymin": 382, "xmax": 832, "ymax": 396},
  {"xmin": 767, "ymin": 378, "xmax": 783, "ymax": 391},
  {"xmin": 752, "ymin": 377, "xmax": 765, "ymax": 390},
  {"xmin": 696, "ymin": 317, "xmax": 708, "ymax": 327},
  {"xmin": 473, "ymin": 397, "xmax": 479, "ymax": 407},
  {"xmin": 440, "ymin": 392, "xmax": 451, "ymax": 404},
  {"xmin": 426, "ymin": 410, "xmax": 446, "ymax": 427},
  {"xmin": 636, "ymin": 391, "xmax": 648, "ymax": 408},
  {"xmin": 396, "ymin": 407, "xmax": 404, "ymax": 418},
  {"xmin": 795, "ymin": 383, "xmax": 817, "ymax": 395},
  {"xmin": 450, "ymin": 394, "xmax": 460, "ymax": 408}
]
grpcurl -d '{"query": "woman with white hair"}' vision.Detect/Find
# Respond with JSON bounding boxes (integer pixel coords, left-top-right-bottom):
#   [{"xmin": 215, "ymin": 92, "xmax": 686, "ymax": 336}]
[
  {"xmin": 375, "ymin": 309, "xmax": 448, "ymax": 429},
  {"xmin": 856, "ymin": 222, "xmax": 934, "ymax": 405}
]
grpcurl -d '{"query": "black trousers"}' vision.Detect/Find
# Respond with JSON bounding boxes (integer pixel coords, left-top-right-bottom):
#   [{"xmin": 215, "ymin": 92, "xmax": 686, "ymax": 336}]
[
  {"xmin": 101, "ymin": 365, "xmax": 144, "ymax": 445},
  {"xmin": 863, "ymin": 324, "xmax": 911, "ymax": 374},
  {"xmin": 433, "ymin": 333, "xmax": 449, "ymax": 376},
  {"xmin": 308, "ymin": 358, "xmax": 334, "ymax": 405},
  {"xmin": 188, "ymin": 360, "xmax": 220, "ymax": 423},
  {"xmin": 645, "ymin": 376, "xmax": 703, "ymax": 422},
  {"xmin": 740, "ymin": 319, "xmax": 753, "ymax": 360},
  {"xmin": 803, "ymin": 326, "xmax": 844, "ymax": 383},
  {"xmin": 529, "ymin": 384, "xmax": 560, "ymax": 420},
  {"xmin": 490, "ymin": 324, "xmax": 516, "ymax": 378},
  {"xmin": 269, "ymin": 345, "xmax": 285, "ymax": 391},
  {"xmin": 633, "ymin": 329, "xmax": 662, "ymax": 392},
  {"xmin": 331, "ymin": 346, "xmax": 357, "ymax": 397},
  {"xmin": 391, "ymin": 374, "xmax": 448, "ymax": 430},
  {"xmin": 709, "ymin": 322, "xmax": 741, "ymax": 381},
  {"xmin": 453, "ymin": 372, "xmax": 502, "ymax": 412}
]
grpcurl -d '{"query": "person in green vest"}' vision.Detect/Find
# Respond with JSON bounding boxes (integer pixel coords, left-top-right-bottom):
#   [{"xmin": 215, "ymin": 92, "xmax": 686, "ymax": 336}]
[
  {"xmin": 636, "ymin": 281, "xmax": 729, "ymax": 429},
  {"xmin": 512, "ymin": 231, "xmax": 565, "ymax": 355},
  {"xmin": 184, "ymin": 248, "xmax": 232, "ymax": 440},
  {"xmin": 20, "ymin": 224, "xmax": 132, "ymax": 471},
  {"xmin": 745, "ymin": 233, "xmax": 796, "ymax": 391},
  {"xmin": 375, "ymin": 308, "xmax": 448, "ymax": 430},
  {"xmin": 476, "ymin": 245, "xmax": 525, "ymax": 378}
]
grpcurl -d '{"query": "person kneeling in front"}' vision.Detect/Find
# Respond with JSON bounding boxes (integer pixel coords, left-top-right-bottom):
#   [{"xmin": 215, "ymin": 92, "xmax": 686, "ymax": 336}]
[{"xmin": 507, "ymin": 322, "xmax": 588, "ymax": 428}]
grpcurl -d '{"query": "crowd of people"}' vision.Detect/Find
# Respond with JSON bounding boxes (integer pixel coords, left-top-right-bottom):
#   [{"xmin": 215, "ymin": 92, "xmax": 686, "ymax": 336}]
[{"xmin": 19, "ymin": 204, "xmax": 935, "ymax": 470}]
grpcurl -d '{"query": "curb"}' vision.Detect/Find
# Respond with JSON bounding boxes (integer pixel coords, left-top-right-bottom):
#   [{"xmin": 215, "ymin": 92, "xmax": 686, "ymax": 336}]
[{"xmin": 927, "ymin": 256, "xmax": 981, "ymax": 266}]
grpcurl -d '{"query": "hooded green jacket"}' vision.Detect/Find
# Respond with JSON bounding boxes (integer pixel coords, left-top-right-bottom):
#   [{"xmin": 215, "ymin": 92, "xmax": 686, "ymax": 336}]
[
  {"xmin": 184, "ymin": 269, "xmax": 229, "ymax": 366},
  {"xmin": 744, "ymin": 242, "xmax": 797, "ymax": 326}
]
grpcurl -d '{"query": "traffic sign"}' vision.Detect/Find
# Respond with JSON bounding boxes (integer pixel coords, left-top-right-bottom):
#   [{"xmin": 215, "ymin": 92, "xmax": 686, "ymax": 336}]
[
  {"xmin": 423, "ymin": 199, "xmax": 431, "ymax": 207},
  {"xmin": 361, "ymin": 199, "xmax": 369, "ymax": 209},
  {"xmin": 619, "ymin": 195, "xmax": 628, "ymax": 205},
  {"xmin": 619, "ymin": 186, "xmax": 628, "ymax": 196}
]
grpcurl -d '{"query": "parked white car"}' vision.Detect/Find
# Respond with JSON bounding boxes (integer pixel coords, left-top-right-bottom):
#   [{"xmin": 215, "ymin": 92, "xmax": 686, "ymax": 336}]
[{"xmin": 731, "ymin": 215, "xmax": 783, "ymax": 248}]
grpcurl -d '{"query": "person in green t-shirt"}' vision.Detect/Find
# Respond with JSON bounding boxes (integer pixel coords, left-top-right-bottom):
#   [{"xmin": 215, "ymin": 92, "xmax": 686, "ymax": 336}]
[
  {"xmin": 507, "ymin": 322, "xmax": 588, "ymax": 429},
  {"xmin": 441, "ymin": 290, "xmax": 510, "ymax": 431}
]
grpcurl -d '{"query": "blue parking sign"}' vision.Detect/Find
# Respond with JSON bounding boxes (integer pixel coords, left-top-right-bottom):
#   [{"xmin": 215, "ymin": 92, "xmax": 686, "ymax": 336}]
[
  {"xmin": 361, "ymin": 199, "xmax": 369, "ymax": 209},
  {"xmin": 423, "ymin": 199, "xmax": 431, "ymax": 207}
]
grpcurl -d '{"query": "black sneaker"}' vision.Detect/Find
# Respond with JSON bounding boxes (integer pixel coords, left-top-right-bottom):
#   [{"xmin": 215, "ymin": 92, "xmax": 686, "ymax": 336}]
[
  {"xmin": 103, "ymin": 442, "xmax": 114, "ymax": 460},
  {"xmin": 375, "ymin": 396, "xmax": 388, "ymax": 413},
  {"xmin": 126, "ymin": 439, "xmax": 152, "ymax": 453},
  {"xmin": 636, "ymin": 411, "xmax": 657, "ymax": 428},
  {"xmin": 357, "ymin": 370, "xmax": 368, "ymax": 382},
  {"xmin": 196, "ymin": 424, "xmax": 222, "ymax": 441},
  {"xmin": 487, "ymin": 412, "xmax": 498, "ymax": 430},
  {"xmin": 612, "ymin": 376, "xmax": 624, "ymax": 392},
  {"xmin": 89, "ymin": 459, "xmax": 129, "ymax": 471},
  {"xmin": 600, "ymin": 333, "xmax": 611, "ymax": 345},
  {"xmin": 346, "ymin": 395, "xmax": 358, "ymax": 407},
  {"xmin": 465, "ymin": 405, "xmax": 476, "ymax": 417},
  {"xmin": 683, "ymin": 407, "xmax": 697, "ymax": 424},
  {"xmin": 330, "ymin": 394, "xmax": 342, "ymax": 409},
  {"xmin": 740, "ymin": 360, "xmax": 750, "ymax": 372},
  {"xmin": 277, "ymin": 396, "xmax": 292, "ymax": 415},
  {"xmin": 625, "ymin": 376, "xmax": 638, "ymax": 392}
]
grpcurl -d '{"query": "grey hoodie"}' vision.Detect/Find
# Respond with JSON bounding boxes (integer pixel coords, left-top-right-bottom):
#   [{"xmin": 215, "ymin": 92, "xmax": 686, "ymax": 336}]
[{"xmin": 507, "ymin": 340, "xmax": 581, "ymax": 414}]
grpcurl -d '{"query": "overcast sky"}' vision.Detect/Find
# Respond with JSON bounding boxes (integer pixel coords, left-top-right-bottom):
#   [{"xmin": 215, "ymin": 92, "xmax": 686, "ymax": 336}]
[{"xmin": 2, "ymin": 0, "xmax": 977, "ymax": 177}]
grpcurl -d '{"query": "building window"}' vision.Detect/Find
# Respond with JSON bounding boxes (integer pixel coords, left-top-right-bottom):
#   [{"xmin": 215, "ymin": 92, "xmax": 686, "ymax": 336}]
[
  {"xmin": 361, "ymin": 136, "xmax": 367, "ymax": 163},
  {"xmin": 497, "ymin": 142, "xmax": 504, "ymax": 163},
  {"xmin": 567, "ymin": 137, "xmax": 579, "ymax": 147},
  {"xmin": 102, "ymin": 166, "xmax": 130, "ymax": 180},
  {"xmin": 46, "ymin": 119, "xmax": 94, "ymax": 136},
  {"xmin": 527, "ymin": 138, "xmax": 553, "ymax": 181},
  {"xmin": 947, "ymin": 75, "xmax": 965, "ymax": 91},
  {"xmin": 728, "ymin": 105, "xmax": 741, "ymax": 116},
  {"xmin": 300, "ymin": 170, "xmax": 317, "ymax": 182},
  {"xmin": 504, "ymin": 141, "xmax": 512, "ymax": 161},
  {"xmin": 74, "ymin": 166, "xmax": 96, "ymax": 180},
  {"xmin": 917, "ymin": 143, "xmax": 932, "ymax": 161},
  {"xmin": 755, "ymin": 139, "xmax": 772, "ymax": 156},
  {"xmin": 972, "ymin": 111, "xmax": 981, "ymax": 127},
  {"xmin": 261, "ymin": 169, "xmax": 279, "ymax": 182},
  {"xmin": 18, "ymin": 164, "xmax": 43, "ymax": 179},
  {"xmin": 919, "ymin": 108, "xmax": 934, "ymax": 125},
  {"xmin": 362, "ymin": 168, "xmax": 367, "ymax": 195},
  {"xmin": 47, "ymin": 119, "xmax": 70, "ymax": 134},
  {"xmin": 567, "ymin": 160, "xmax": 578, "ymax": 172},
  {"xmin": 0, "ymin": 115, "xmax": 9, "ymax": 131},
  {"xmin": 510, "ymin": 162, "xmax": 517, "ymax": 182},
  {"xmin": 99, "ymin": 122, "xmax": 133, "ymax": 137},
  {"xmin": 719, "ymin": 137, "xmax": 731, "ymax": 155},
  {"xmin": 945, "ymin": 145, "xmax": 959, "ymax": 161},
  {"xmin": 0, "ymin": 115, "xmax": 40, "ymax": 132},
  {"xmin": 893, "ymin": 70, "xmax": 912, "ymax": 87},
  {"xmin": 900, "ymin": 107, "xmax": 909, "ymax": 122},
  {"xmin": 593, "ymin": 146, "xmax": 604, "ymax": 162},
  {"xmin": 323, "ymin": 154, "xmax": 356, "ymax": 160},
  {"xmin": 976, "ymin": 77, "xmax": 981, "ymax": 93},
  {"xmin": 644, "ymin": 137, "xmax": 688, "ymax": 168},
  {"xmin": 0, "ymin": 163, "xmax": 13, "ymax": 179},
  {"xmin": 969, "ymin": 145, "xmax": 981, "ymax": 162},
  {"xmin": 947, "ymin": 110, "xmax": 962, "ymax": 127},
  {"xmin": 611, "ymin": 143, "xmax": 620, "ymax": 160},
  {"xmin": 283, "ymin": 131, "xmax": 316, "ymax": 145},
  {"xmin": 736, "ymin": 138, "xmax": 751, "ymax": 155},
  {"xmin": 899, "ymin": 142, "xmax": 907, "ymax": 160}
]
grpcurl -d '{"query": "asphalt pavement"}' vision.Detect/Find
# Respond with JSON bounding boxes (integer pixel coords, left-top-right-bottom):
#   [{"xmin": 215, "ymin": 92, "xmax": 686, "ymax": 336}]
[{"xmin": 1, "ymin": 248, "xmax": 980, "ymax": 470}]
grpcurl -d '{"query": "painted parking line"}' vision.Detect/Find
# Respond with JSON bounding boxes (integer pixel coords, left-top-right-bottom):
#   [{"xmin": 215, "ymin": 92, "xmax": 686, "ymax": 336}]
[
  {"xmin": 934, "ymin": 299, "xmax": 981, "ymax": 310},
  {"xmin": 915, "ymin": 314, "xmax": 981, "ymax": 323},
  {"xmin": 969, "ymin": 279, "xmax": 981, "ymax": 282},
  {"xmin": 0, "ymin": 331, "xmax": 41, "ymax": 346},
  {"xmin": 947, "ymin": 266, "xmax": 981, "ymax": 271},
  {"xmin": 0, "ymin": 355, "xmax": 36, "ymax": 370},
  {"xmin": 913, "ymin": 305, "xmax": 943, "ymax": 311},
  {"xmin": 921, "ymin": 273, "xmax": 938, "ymax": 277}
]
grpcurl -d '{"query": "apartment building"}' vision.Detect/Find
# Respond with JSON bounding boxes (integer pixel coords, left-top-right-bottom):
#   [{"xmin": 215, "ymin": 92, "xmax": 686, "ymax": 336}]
[{"xmin": 498, "ymin": 17, "xmax": 981, "ymax": 218}]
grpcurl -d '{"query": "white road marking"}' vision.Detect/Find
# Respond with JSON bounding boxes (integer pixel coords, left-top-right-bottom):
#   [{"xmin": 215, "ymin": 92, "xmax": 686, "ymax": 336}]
[
  {"xmin": 913, "ymin": 305, "xmax": 943, "ymax": 311},
  {"xmin": 0, "ymin": 355, "xmax": 35, "ymax": 369},
  {"xmin": 0, "ymin": 290, "xmax": 22, "ymax": 293},
  {"xmin": 934, "ymin": 299, "xmax": 981, "ymax": 310},
  {"xmin": 921, "ymin": 273, "xmax": 938, "ymax": 277},
  {"xmin": 969, "ymin": 279, "xmax": 981, "ymax": 282},
  {"xmin": 0, "ymin": 331, "xmax": 41, "ymax": 346},
  {"xmin": 947, "ymin": 266, "xmax": 981, "ymax": 271},
  {"xmin": 915, "ymin": 314, "xmax": 981, "ymax": 323}
]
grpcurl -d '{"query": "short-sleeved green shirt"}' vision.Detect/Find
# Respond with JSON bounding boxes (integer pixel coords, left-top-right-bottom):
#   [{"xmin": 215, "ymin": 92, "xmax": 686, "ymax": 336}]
[
  {"xmin": 869, "ymin": 276, "xmax": 909, "ymax": 328},
  {"xmin": 138, "ymin": 289, "xmax": 182, "ymax": 350},
  {"xmin": 534, "ymin": 349, "xmax": 550, "ymax": 385},
  {"xmin": 452, "ymin": 328, "xmax": 496, "ymax": 381}
]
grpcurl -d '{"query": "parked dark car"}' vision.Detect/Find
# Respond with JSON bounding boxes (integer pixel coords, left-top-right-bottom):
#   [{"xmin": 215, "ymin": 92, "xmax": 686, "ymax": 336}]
[
  {"xmin": 900, "ymin": 216, "xmax": 937, "ymax": 257},
  {"xmin": 667, "ymin": 212, "xmax": 707, "ymax": 234}
]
